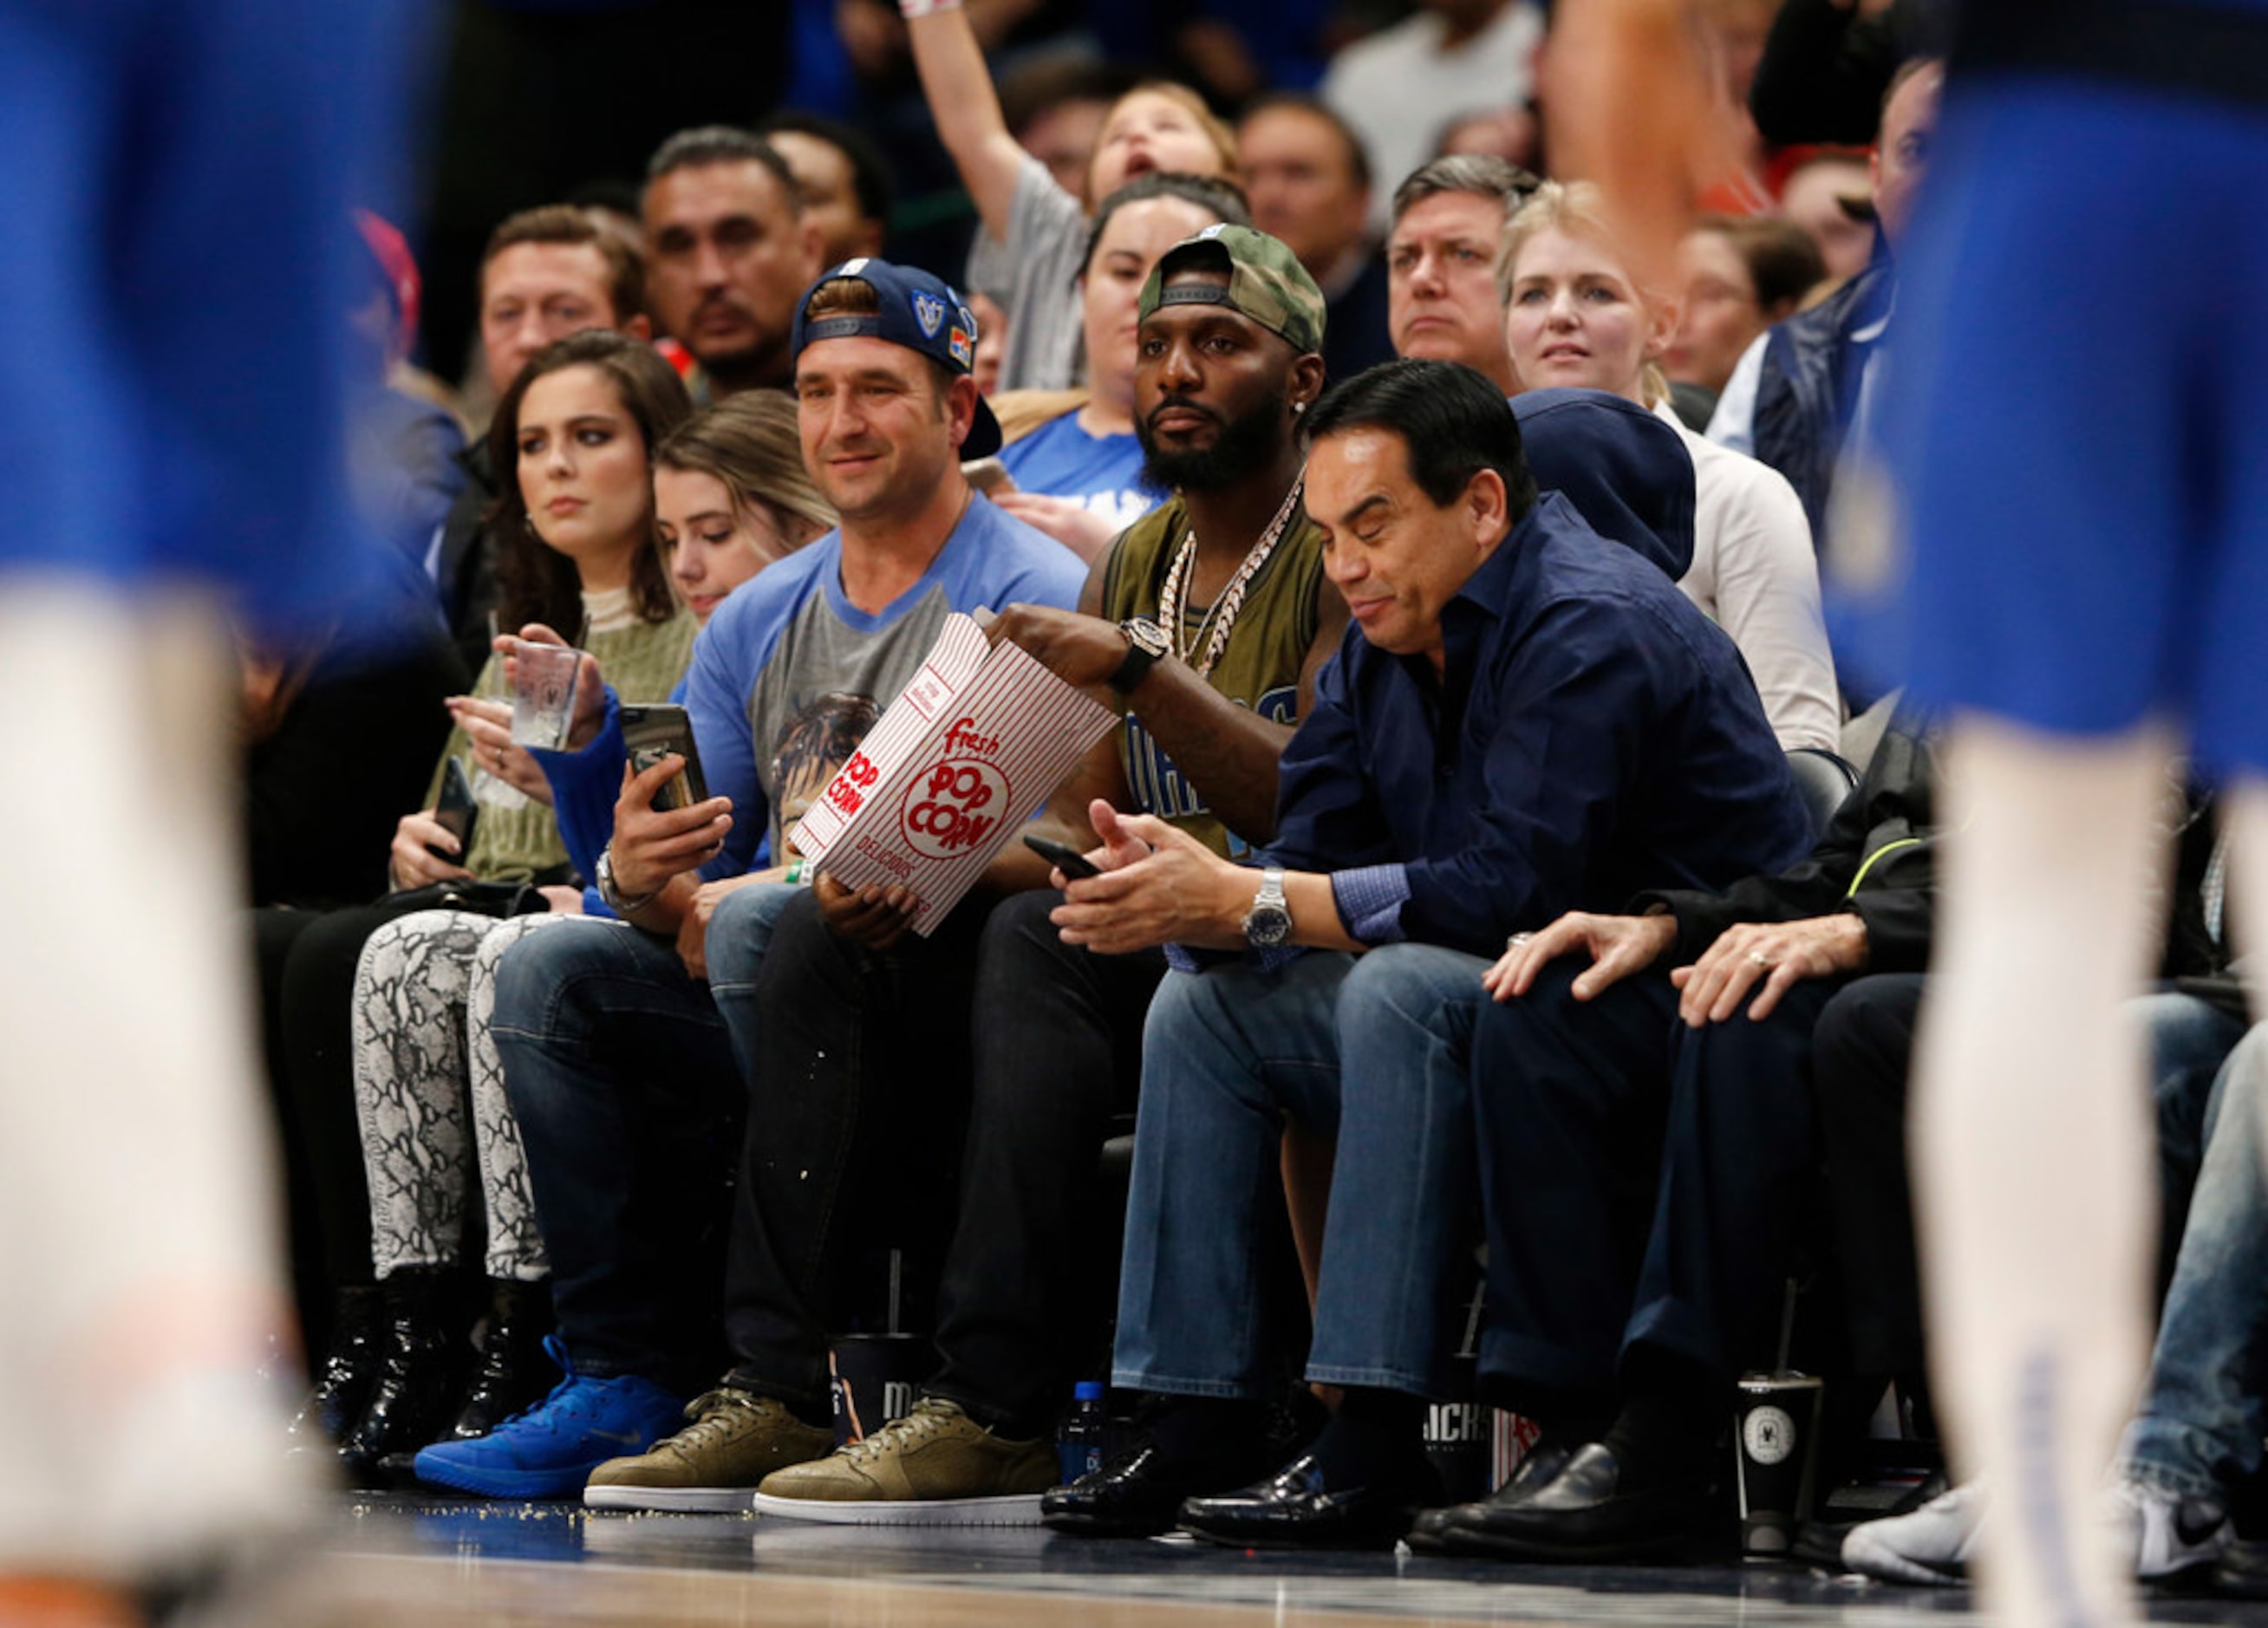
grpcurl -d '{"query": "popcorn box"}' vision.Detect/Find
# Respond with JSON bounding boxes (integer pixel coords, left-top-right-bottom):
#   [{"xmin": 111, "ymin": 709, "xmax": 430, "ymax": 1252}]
[{"xmin": 794, "ymin": 613, "xmax": 1115, "ymax": 934}]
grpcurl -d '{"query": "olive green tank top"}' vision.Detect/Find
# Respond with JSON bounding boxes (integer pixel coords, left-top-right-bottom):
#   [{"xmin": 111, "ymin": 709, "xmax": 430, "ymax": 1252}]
[{"xmin": 1099, "ymin": 494, "xmax": 1326, "ymax": 860}]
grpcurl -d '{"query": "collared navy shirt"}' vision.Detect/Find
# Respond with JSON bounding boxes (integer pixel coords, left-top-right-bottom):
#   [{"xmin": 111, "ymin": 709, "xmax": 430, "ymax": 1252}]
[{"xmin": 1263, "ymin": 492, "xmax": 1815, "ymax": 961}]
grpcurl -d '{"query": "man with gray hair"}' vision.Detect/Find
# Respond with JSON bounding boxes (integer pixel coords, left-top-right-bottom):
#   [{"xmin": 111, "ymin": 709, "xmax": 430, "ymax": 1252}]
[
  {"xmin": 1386, "ymin": 155, "xmax": 1537, "ymax": 394},
  {"xmin": 642, "ymin": 126, "xmax": 825, "ymax": 398}
]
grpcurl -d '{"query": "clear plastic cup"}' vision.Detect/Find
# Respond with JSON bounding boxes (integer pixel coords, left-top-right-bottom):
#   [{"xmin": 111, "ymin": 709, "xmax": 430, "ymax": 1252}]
[{"xmin": 508, "ymin": 640, "xmax": 583, "ymax": 751}]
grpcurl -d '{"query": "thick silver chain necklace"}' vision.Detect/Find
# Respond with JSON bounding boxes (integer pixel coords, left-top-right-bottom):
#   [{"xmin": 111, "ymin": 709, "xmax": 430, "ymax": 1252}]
[{"xmin": 1155, "ymin": 476, "xmax": 1305, "ymax": 679}]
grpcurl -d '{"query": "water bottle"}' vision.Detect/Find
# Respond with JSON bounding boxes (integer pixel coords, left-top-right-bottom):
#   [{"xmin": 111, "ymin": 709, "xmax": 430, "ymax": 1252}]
[{"xmin": 1057, "ymin": 1381, "xmax": 1107, "ymax": 1483}]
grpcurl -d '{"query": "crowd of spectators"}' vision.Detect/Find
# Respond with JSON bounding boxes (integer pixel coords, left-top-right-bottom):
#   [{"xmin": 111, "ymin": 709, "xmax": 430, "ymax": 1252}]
[{"xmin": 240, "ymin": 0, "xmax": 2268, "ymax": 1599}]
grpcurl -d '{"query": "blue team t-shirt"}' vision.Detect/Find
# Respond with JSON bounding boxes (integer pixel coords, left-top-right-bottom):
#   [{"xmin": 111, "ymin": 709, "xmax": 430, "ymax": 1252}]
[
  {"xmin": 536, "ymin": 495, "xmax": 1086, "ymax": 882},
  {"xmin": 998, "ymin": 410, "xmax": 1164, "ymax": 537}
]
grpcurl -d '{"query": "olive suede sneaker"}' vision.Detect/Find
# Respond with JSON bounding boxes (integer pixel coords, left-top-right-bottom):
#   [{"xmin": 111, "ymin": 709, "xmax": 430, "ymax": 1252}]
[
  {"xmin": 752, "ymin": 1397, "xmax": 1056, "ymax": 1526},
  {"xmin": 583, "ymin": 1386, "xmax": 834, "ymax": 1513}
]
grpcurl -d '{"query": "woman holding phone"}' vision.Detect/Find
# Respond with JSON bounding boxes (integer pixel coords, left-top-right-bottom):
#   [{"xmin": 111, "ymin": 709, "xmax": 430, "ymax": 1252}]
[
  {"xmin": 272, "ymin": 331, "xmax": 699, "ymax": 1477},
  {"xmin": 334, "ymin": 386, "xmax": 831, "ymax": 1481}
]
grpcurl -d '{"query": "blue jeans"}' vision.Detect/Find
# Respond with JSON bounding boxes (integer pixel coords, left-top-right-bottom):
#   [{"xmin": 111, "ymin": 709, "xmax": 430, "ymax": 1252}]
[
  {"xmin": 2121, "ymin": 1017, "xmax": 2265, "ymax": 1501},
  {"xmin": 2137, "ymin": 989, "xmax": 2250, "ymax": 1279},
  {"xmin": 701, "ymin": 881, "xmax": 804, "ymax": 1085},
  {"xmin": 1112, "ymin": 943, "xmax": 1489, "ymax": 1401}
]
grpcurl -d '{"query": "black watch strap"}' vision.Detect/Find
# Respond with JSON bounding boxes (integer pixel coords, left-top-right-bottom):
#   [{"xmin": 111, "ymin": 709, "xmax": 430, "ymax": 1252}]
[{"xmin": 1110, "ymin": 617, "xmax": 1170, "ymax": 694}]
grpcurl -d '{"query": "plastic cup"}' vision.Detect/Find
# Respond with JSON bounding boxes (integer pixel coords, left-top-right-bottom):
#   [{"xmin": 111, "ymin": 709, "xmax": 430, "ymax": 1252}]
[{"xmin": 509, "ymin": 641, "xmax": 582, "ymax": 751}]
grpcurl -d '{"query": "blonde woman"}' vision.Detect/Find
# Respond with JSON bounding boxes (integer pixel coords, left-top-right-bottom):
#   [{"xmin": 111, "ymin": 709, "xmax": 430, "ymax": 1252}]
[{"xmin": 1499, "ymin": 180, "xmax": 1840, "ymax": 752}]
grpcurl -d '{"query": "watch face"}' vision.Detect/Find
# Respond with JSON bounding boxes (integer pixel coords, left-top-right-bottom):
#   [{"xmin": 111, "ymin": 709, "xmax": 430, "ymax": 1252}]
[
  {"xmin": 1124, "ymin": 618, "xmax": 1170, "ymax": 658},
  {"xmin": 1244, "ymin": 904, "xmax": 1293, "ymax": 948}
]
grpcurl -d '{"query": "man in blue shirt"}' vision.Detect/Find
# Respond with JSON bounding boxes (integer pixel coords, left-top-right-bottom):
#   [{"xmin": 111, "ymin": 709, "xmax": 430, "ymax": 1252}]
[
  {"xmin": 420, "ymin": 260, "xmax": 1084, "ymax": 1500},
  {"xmin": 1039, "ymin": 360, "xmax": 1812, "ymax": 1547}
]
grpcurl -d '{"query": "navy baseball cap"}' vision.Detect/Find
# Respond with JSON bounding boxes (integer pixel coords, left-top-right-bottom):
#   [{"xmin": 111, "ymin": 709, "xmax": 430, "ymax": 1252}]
[{"xmin": 790, "ymin": 257, "xmax": 1002, "ymax": 458}]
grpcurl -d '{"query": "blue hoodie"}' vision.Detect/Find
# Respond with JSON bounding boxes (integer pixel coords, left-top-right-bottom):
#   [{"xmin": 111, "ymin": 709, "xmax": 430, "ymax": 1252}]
[{"xmin": 1265, "ymin": 393, "xmax": 1810, "ymax": 960}]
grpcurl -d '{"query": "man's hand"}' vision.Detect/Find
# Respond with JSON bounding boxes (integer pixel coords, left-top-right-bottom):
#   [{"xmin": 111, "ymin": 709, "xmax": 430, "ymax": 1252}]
[
  {"xmin": 675, "ymin": 872, "xmax": 772, "ymax": 979},
  {"xmin": 391, "ymin": 810, "xmax": 473, "ymax": 890},
  {"xmin": 611, "ymin": 755, "xmax": 732, "ymax": 900},
  {"xmin": 1483, "ymin": 911, "xmax": 1678, "ymax": 1003},
  {"xmin": 499, "ymin": 622, "xmax": 608, "ymax": 750},
  {"xmin": 1672, "ymin": 915, "xmax": 1869, "ymax": 1026},
  {"xmin": 813, "ymin": 870, "xmax": 918, "ymax": 951},
  {"xmin": 1050, "ymin": 801, "xmax": 1244, "ymax": 954},
  {"xmin": 447, "ymin": 695, "xmax": 553, "ymax": 805},
  {"xmin": 984, "ymin": 603, "xmax": 1136, "ymax": 691},
  {"xmin": 989, "ymin": 492, "xmax": 1120, "ymax": 563}
]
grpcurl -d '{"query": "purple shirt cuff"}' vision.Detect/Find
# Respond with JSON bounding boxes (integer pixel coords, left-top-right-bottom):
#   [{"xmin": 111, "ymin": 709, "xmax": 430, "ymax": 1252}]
[{"xmin": 1332, "ymin": 863, "xmax": 1411, "ymax": 946}]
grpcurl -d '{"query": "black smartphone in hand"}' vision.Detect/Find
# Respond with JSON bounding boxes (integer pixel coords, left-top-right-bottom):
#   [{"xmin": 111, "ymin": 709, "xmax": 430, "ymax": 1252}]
[
  {"xmin": 1024, "ymin": 833, "xmax": 1100, "ymax": 880},
  {"xmin": 433, "ymin": 756, "xmax": 479, "ymax": 859},
  {"xmin": 620, "ymin": 704, "xmax": 710, "ymax": 811}
]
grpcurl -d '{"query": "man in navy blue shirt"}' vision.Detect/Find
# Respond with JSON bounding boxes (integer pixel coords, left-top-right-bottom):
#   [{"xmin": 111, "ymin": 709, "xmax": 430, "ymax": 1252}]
[{"xmin": 1039, "ymin": 360, "xmax": 1813, "ymax": 1547}]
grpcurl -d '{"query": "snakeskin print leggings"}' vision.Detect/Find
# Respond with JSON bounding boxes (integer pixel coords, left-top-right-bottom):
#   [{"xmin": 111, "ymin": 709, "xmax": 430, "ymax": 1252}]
[{"xmin": 350, "ymin": 909, "xmax": 571, "ymax": 1281}]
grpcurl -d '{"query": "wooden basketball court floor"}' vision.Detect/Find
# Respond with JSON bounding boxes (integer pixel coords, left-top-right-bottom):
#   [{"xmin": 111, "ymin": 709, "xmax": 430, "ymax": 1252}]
[{"xmin": 212, "ymin": 1494, "xmax": 2268, "ymax": 1626}]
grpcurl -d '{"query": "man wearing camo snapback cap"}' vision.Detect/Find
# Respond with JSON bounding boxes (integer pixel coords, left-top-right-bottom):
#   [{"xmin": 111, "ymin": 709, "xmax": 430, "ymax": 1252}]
[{"xmin": 1137, "ymin": 222, "xmax": 1328, "ymax": 361}]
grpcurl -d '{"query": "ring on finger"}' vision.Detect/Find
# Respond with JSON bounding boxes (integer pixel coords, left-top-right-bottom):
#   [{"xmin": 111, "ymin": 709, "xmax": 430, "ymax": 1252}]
[
  {"xmin": 1507, "ymin": 931, "xmax": 1536, "ymax": 951},
  {"xmin": 1746, "ymin": 949, "xmax": 1773, "ymax": 967}
]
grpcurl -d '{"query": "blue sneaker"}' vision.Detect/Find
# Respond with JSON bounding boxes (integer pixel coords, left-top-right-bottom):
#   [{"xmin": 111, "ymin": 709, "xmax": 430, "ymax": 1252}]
[{"xmin": 413, "ymin": 1337, "xmax": 685, "ymax": 1499}]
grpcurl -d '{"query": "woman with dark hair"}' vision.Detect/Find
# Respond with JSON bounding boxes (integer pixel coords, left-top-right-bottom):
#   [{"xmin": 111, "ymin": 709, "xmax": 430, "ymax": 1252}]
[
  {"xmin": 339, "ymin": 387, "xmax": 835, "ymax": 1481},
  {"xmin": 265, "ymin": 330, "xmax": 696, "ymax": 1480},
  {"xmin": 986, "ymin": 174, "xmax": 1251, "ymax": 562}
]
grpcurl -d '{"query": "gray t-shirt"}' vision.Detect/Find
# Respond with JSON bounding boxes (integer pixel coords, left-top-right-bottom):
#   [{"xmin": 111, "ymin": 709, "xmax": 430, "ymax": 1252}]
[{"xmin": 964, "ymin": 153, "xmax": 1087, "ymax": 393}]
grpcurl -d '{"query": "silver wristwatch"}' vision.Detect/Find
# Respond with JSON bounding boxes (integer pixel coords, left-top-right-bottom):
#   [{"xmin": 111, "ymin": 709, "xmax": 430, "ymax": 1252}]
[
  {"xmin": 596, "ymin": 845, "xmax": 660, "ymax": 915},
  {"xmin": 1241, "ymin": 864, "xmax": 1292, "ymax": 949}
]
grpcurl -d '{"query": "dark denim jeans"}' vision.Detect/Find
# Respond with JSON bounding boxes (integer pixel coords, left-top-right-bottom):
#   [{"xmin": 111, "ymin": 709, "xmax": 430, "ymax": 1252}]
[{"xmin": 489, "ymin": 916, "xmax": 746, "ymax": 1390}]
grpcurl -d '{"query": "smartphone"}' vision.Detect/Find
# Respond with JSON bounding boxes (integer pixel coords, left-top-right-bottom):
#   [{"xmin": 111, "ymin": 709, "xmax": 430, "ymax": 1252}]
[
  {"xmin": 619, "ymin": 704, "xmax": 710, "ymax": 811},
  {"xmin": 1024, "ymin": 833, "xmax": 1100, "ymax": 880},
  {"xmin": 433, "ymin": 756, "xmax": 479, "ymax": 858}
]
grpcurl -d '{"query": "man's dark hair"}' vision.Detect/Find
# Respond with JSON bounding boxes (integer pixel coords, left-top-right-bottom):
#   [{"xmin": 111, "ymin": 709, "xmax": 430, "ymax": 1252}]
[
  {"xmin": 1238, "ymin": 92, "xmax": 1373, "ymax": 194},
  {"xmin": 1303, "ymin": 358, "xmax": 1537, "ymax": 518},
  {"xmin": 643, "ymin": 126, "xmax": 802, "ymax": 212},
  {"xmin": 1079, "ymin": 173, "xmax": 1254, "ymax": 279},
  {"xmin": 756, "ymin": 110, "xmax": 896, "ymax": 230},
  {"xmin": 480, "ymin": 203, "xmax": 646, "ymax": 322}
]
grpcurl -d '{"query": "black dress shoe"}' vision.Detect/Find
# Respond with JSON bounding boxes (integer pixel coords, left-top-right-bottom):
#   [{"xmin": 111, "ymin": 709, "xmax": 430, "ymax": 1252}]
[
  {"xmin": 1043, "ymin": 1446, "xmax": 1261, "ymax": 1538},
  {"xmin": 1408, "ymin": 1438, "xmax": 1578, "ymax": 1552},
  {"xmin": 1436, "ymin": 1442, "xmax": 1704, "ymax": 1560},
  {"xmin": 1177, "ymin": 1452, "xmax": 1442, "ymax": 1551}
]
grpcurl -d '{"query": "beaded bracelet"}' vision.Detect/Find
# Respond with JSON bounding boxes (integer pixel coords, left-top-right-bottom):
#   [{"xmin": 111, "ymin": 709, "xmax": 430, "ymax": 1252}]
[{"xmin": 784, "ymin": 858, "xmax": 809, "ymax": 885}]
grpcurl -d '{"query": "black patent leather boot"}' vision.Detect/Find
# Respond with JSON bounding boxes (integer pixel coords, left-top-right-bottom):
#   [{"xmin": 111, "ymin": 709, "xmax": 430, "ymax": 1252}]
[
  {"xmin": 284, "ymin": 1285, "xmax": 384, "ymax": 1454},
  {"xmin": 336, "ymin": 1267, "xmax": 468, "ymax": 1483},
  {"xmin": 441, "ymin": 1277, "xmax": 558, "ymax": 1442}
]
